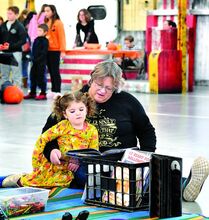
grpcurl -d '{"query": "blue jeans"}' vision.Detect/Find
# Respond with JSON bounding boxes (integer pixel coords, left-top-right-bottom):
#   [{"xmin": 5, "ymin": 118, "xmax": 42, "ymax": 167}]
[{"xmin": 73, "ymin": 162, "xmax": 87, "ymax": 189}]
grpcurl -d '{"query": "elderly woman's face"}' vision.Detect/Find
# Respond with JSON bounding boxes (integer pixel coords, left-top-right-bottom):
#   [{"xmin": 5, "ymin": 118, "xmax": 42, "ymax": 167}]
[{"xmin": 89, "ymin": 77, "xmax": 115, "ymax": 103}]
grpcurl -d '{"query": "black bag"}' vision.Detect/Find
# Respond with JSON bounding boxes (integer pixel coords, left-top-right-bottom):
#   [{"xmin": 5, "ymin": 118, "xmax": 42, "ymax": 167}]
[{"xmin": 149, "ymin": 154, "xmax": 182, "ymax": 219}]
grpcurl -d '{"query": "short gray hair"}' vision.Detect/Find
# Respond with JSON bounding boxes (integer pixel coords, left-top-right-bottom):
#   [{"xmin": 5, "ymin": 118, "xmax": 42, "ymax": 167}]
[{"xmin": 89, "ymin": 60, "xmax": 125, "ymax": 93}]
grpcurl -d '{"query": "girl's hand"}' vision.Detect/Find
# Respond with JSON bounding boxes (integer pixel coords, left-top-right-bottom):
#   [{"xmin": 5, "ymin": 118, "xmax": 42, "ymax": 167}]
[
  {"xmin": 67, "ymin": 157, "xmax": 80, "ymax": 171},
  {"xmin": 50, "ymin": 149, "xmax": 62, "ymax": 165},
  {"xmin": 68, "ymin": 162, "xmax": 79, "ymax": 172}
]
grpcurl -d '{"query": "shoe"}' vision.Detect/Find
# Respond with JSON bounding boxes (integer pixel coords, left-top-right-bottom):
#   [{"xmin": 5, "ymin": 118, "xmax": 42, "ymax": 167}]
[
  {"xmin": 62, "ymin": 212, "xmax": 72, "ymax": 220},
  {"xmin": 35, "ymin": 94, "xmax": 47, "ymax": 100},
  {"xmin": 53, "ymin": 92, "xmax": 62, "ymax": 99},
  {"xmin": 46, "ymin": 91, "xmax": 55, "ymax": 99},
  {"xmin": 24, "ymin": 93, "xmax": 36, "ymax": 99},
  {"xmin": 182, "ymin": 157, "xmax": 209, "ymax": 202},
  {"xmin": 2, "ymin": 174, "xmax": 23, "ymax": 187},
  {"xmin": 46, "ymin": 91, "xmax": 62, "ymax": 100},
  {"xmin": 75, "ymin": 210, "xmax": 89, "ymax": 220}
]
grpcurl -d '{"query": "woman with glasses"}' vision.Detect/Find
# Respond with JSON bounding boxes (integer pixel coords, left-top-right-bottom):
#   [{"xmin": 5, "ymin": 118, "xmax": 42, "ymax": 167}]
[
  {"xmin": 41, "ymin": 60, "xmax": 156, "ymax": 188},
  {"xmin": 39, "ymin": 60, "xmax": 209, "ymax": 202},
  {"xmin": 43, "ymin": 60, "xmax": 156, "ymax": 164}
]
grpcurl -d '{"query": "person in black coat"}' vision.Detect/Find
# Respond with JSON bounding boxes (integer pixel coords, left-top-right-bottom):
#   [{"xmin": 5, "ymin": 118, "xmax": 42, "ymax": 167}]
[
  {"xmin": 24, "ymin": 24, "xmax": 49, "ymax": 100},
  {"xmin": 74, "ymin": 8, "xmax": 98, "ymax": 47}
]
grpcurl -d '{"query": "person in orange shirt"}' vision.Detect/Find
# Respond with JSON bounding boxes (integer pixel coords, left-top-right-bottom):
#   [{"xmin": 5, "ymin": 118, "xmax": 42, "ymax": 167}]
[{"xmin": 44, "ymin": 4, "xmax": 66, "ymax": 97}]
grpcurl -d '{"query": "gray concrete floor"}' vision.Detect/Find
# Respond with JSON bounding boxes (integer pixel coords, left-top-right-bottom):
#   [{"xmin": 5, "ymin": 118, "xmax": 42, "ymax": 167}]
[{"xmin": 0, "ymin": 86, "xmax": 209, "ymax": 217}]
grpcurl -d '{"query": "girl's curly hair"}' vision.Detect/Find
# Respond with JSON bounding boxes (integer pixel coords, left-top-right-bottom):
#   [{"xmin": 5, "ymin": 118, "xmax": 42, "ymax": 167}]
[{"xmin": 52, "ymin": 91, "xmax": 96, "ymax": 121}]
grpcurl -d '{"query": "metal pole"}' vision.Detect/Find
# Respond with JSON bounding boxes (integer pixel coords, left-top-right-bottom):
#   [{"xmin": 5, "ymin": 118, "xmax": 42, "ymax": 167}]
[{"xmin": 178, "ymin": 0, "xmax": 187, "ymax": 93}]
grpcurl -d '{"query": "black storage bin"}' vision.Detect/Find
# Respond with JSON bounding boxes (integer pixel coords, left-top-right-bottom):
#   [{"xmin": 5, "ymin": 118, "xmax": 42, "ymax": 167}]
[
  {"xmin": 83, "ymin": 152, "xmax": 150, "ymax": 212},
  {"xmin": 149, "ymin": 154, "xmax": 182, "ymax": 219}
]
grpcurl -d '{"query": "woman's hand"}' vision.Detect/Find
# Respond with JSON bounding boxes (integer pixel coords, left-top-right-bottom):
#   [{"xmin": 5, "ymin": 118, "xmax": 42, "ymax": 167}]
[
  {"xmin": 83, "ymin": 41, "xmax": 88, "ymax": 48},
  {"xmin": 50, "ymin": 149, "xmax": 62, "ymax": 165},
  {"xmin": 60, "ymin": 52, "xmax": 66, "ymax": 59}
]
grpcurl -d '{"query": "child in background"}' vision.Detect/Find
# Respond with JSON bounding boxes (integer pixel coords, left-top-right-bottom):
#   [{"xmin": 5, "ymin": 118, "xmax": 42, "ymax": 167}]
[
  {"xmin": 123, "ymin": 35, "xmax": 139, "ymax": 51},
  {"xmin": 121, "ymin": 35, "xmax": 140, "ymax": 69},
  {"xmin": 0, "ymin": 91, "xmax": 98, "ymax": 188},
  {"xmin": 0, "ymin": 6, "xmax": 27, "ymax": 88},
  {"xmin": 115, "ymin": 35, "xmax": 141, "ymax": 71},
  {"xmin": 24, "ymin": 24, "xmax": 49, "ymax": 100}
]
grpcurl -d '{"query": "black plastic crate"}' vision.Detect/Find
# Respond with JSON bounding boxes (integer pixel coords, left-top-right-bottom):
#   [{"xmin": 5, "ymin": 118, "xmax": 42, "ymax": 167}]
[{"xmin": 83, "ymin": 152, "xmax": 150, "ymax": 212}]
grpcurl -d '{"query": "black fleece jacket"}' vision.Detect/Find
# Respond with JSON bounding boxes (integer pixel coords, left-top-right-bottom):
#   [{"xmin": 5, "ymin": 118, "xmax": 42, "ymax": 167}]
[
  {"xmin": 32, "ymin": 36, "xmax": 49, "ymax": 64},
  {"xmin": 0, "ymin": 20, "xmax": 27, "ymax": 52}
]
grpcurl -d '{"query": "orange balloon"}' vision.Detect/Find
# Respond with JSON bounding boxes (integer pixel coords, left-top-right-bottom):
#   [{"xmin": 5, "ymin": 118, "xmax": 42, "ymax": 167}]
[{"xmin": 3, "ymin": 85, "xmax": 24, "ymax": 104}]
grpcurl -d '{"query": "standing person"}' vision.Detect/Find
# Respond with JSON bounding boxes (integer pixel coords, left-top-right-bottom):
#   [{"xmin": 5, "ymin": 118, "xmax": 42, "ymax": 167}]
[
  {"xmin": 28, "ymin": 4, "xmax": 48, "ymax": 44},
  {"xmin": 24, "ymin": 24, "xmax": 49, "ymax": 100},
  {"xmin": 0, "ymin": 16, "xmax": 4, "ymax": 77},
  {"xmin": 0, "ymin": 6, "xmax": 27, "ymax": 87},
  {"xmin": 18, "ymin": 9, "xmax": 29, "ymax": 24},
  {"xmin": 0, "ymin": 92, "xmax": 98, "ymax": 188},
  {"xmin": 26, "ymin": 4, "xmax": 48, "ymax": 91},
  {"xmin": 74, "ymin": 8, "xmax": 98, "ymax": 48},
  {"xmin": 18, "ymin": 9, "xmax": 30, "ymax": 88},
  {"xmin": 0, "ymin": 16, "xmax": 4, "ymax": 26},
  {"xmin": 44, "ymin": 4, "xmax": 66, "ymax": 97}
]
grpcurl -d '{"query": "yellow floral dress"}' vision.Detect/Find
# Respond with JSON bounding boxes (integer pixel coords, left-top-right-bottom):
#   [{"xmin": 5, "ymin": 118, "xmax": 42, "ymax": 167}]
[{"xmin": 20, "ymin": 120, "xmax": 98, "ymax": 188}]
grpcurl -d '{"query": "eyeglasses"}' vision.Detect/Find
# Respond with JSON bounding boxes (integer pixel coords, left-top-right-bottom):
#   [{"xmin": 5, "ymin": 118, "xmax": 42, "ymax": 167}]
[{"xmin": 93, "ymin": 81, "xmax": 115, "ymax": 93}]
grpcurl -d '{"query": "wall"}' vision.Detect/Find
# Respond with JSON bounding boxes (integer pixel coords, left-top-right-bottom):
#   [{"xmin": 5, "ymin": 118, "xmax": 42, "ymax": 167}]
[
  {"xmin": 0, "ymin": 0, "xmax": 26, "ymax": 20},
  {"xmin": 117, "ymin": 0, "xmax": 155, "ymax": 51},
  {"xmin": 122, "ymin": 0, "xmax": 155, "ymax": 31},
  {"xmin": 191, "ymin": 1, "xmax": 209, "ymax": 83}
]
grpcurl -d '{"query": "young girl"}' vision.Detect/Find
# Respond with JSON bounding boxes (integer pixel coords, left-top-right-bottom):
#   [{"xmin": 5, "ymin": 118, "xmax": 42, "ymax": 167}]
[
  {"xmin": 44, "ymin": 4, "xmax": 66, "ymax": 96},
  {"xmin": 74, "ymin": 8, "xmax": 98, "ymax": 48},
  {"xmin": 0, "ymin": 92, "xmax": 98, "ymax": 188}
]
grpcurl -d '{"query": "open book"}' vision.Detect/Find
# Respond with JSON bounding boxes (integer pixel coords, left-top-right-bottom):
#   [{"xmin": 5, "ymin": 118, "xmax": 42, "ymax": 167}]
[{"xmin": 65, "ymin": 147, "xmax": 140, "ymax": 159}]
